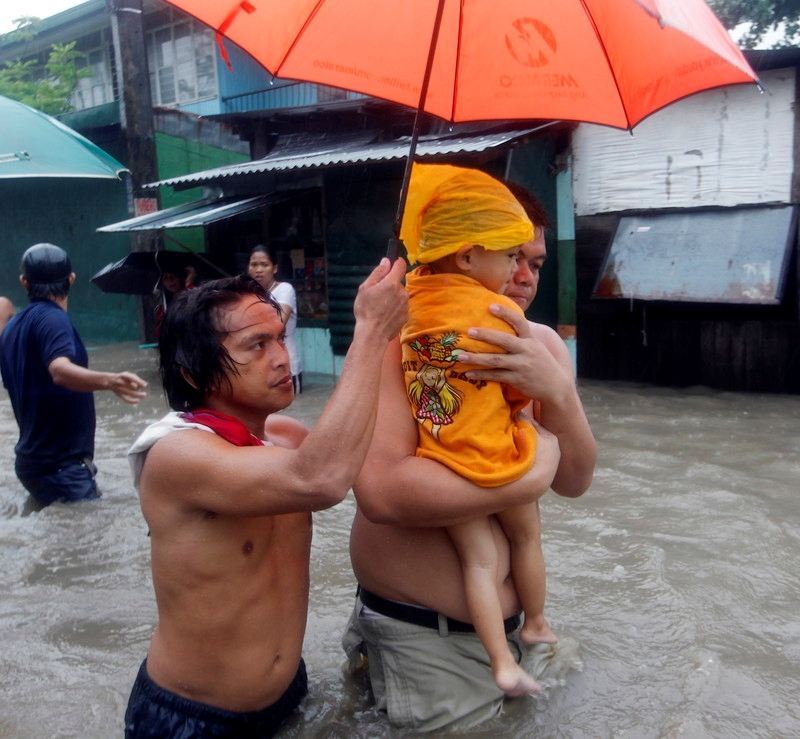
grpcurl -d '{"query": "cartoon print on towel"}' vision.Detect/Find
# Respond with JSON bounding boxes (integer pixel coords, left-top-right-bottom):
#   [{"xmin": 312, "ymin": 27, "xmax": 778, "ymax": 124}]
[{"xmin": 406, "ymin": 332, "xmax": 463, "ymax": 440}]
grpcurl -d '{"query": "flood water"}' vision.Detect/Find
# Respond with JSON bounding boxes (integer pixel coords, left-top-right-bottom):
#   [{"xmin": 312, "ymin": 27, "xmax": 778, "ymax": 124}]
[{"xmin": 1, "ymin": 342, "xmax": 798, "ymax": 738}]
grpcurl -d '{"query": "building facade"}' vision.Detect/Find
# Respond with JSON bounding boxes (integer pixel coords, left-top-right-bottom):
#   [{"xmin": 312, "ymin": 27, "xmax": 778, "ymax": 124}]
[
  {"xmin": 1, "ymin": 0, "xmax": 578, "ymax": 362},
  {"xmin": 570, "ymin": 51, "xmax": 800, "ymax": 392}
]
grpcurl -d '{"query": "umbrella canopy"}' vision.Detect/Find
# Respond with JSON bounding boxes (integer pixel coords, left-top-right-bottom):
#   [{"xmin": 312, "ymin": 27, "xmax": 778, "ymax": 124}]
[
  {"xmin": 0, "ymin": 95, "xmax": 128, "ymax": 180},
  {"xmin": 164, "ymin": 0, "xmax": 756, "ymax": 129},
  {"xmin": 91, "ymin": 251, "xmax": 200, "ymax": 296},
  {"xmin": 162, "ymin": 0, "xmax": 757, "ymax": 256}
]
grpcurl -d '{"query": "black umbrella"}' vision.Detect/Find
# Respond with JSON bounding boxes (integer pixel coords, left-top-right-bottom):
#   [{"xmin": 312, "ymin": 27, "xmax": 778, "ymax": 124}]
[{"xmin": 91, "ymin": 251, "xmax": 200, "ymax": 295}]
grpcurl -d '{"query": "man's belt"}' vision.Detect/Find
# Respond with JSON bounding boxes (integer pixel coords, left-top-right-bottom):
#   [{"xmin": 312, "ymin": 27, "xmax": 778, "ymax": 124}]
[{"xmin": 357, "ymin": 586, "xmax": 521, "ymax": 635}]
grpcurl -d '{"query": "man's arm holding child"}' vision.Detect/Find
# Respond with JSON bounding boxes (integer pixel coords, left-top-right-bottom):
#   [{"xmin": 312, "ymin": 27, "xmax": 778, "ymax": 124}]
[
  {"xmin": 456, "ymin": 304, "xmax": 596, "ymax": 498},
  {"xmin": 354, "ymin": 338, "xmax": 561, "ymax": 528}
]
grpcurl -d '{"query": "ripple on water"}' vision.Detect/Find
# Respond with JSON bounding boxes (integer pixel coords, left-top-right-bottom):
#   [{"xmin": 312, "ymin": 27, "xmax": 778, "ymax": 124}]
[
  {"xmin": 47, "ymin": 618, "xmax": 152, "ymax": 652},
  {"xmin": 0, "ymin": 499, "xmax": 20, "ymax": 519}
]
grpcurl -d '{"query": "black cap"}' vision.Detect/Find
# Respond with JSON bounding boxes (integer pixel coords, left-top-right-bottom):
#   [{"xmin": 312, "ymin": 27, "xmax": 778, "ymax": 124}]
[{"xmin": 21, "ymin": 243, "xmax": 72, "ymax": 285}]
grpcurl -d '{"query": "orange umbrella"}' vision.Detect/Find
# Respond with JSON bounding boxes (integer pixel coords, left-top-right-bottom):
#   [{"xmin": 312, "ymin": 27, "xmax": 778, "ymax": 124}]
[{"xmin": 163, "ymin": 0, "xmax": 758, "ymax": 253}]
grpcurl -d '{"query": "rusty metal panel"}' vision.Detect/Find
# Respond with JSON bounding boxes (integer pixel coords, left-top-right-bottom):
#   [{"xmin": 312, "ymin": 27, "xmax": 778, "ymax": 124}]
[{"xmin": 592, "ymin": 206, "xmax": 797, "ymax": 304}]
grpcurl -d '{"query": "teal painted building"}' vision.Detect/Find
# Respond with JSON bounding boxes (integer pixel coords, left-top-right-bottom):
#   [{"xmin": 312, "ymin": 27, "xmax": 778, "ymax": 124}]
[{"xmin": 0, "ymin": 177, "xmax": 136, "ymax": 344}]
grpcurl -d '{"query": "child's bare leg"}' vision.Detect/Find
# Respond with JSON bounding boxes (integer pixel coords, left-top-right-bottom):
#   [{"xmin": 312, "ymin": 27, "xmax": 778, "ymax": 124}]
[
  {"xmin": 497, "ymin": 501, "xmax": 557, "ymax": 644},
  {"xmin": 447, "ymin": 517, "xmax": 539, "ymax": 696}
]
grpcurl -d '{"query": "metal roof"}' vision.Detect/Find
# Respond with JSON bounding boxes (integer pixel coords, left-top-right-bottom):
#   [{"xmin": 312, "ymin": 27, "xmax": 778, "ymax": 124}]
[
  {"xmin": 97, "ymin": 193, "xmax": 283, "ymax": 233},
  {"xmin": 744, "ymin": 47, "xmax": 800, "ymax": 73},
  {"xmin": 146, "ymin": 126, "xmax": 550, "ymax": 190},
  {"xmin": 0, "ymin": 0, "xmax": 108, "ymax": 58}
]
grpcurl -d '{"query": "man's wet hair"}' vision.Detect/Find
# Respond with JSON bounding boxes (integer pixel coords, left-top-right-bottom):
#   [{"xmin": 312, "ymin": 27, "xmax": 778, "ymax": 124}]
[
  {"xmin": 26, "ymin": 276, "xmax": 72, "ymax": 300},
  {"xmin": 159, "ymin": 275, "xmax": 282, "ymax": 410},
  {"xmin": 503, "ymin": 181, "xmax": 551, "ymax": 234}
]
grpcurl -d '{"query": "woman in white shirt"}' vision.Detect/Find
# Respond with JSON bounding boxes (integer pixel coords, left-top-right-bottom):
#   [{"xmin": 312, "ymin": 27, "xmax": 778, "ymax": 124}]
[{"xmin": 247, "ymin": 244, "xmax": 303, "ymax": 394}]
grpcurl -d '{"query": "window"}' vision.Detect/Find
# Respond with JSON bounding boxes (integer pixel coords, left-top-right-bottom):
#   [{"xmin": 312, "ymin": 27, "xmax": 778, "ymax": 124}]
[
  {"xmin": 593, "ymin": 206, "xmax": 797, "ymax": 305},
  {"xmin": 146, "ymin": 16, "xmax": 217, "ymax": 106},
  {"xmin": 71, "ymin": 43, "xmax": 114, "ymax": 110}
]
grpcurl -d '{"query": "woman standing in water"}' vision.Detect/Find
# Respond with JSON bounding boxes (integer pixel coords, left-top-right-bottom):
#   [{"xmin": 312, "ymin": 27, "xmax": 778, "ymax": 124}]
[{"xmin": 247, "ymin": 244, "xmax": 303, "ymax": 394}]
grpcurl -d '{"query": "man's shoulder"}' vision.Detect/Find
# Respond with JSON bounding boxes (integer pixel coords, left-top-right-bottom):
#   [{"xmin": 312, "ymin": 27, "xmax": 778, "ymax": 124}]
[
  {"xmin": 25, "ymin": 299, "xmax": 62, "ymax": 314},
  {"xmin": 527, "ymin": 321, "xmax": 572, "ymax": 366},
  {"xmin": 148, "ymin": 425, "xmax": 222, "ymax": 460},
  {"xmin": 0, "ymin": 304, "xmax": 63, "ymax": 362},
  {"xmin": 23, "ymin": 300, "xmax": 71, "ymax": 330},
  {"xmin": 129, "ymin": 413, "xmax": 219, "ymax": 488},
  {"xmin": 527, "ymin": 320, "xmax": 559, "ymax": 341}
]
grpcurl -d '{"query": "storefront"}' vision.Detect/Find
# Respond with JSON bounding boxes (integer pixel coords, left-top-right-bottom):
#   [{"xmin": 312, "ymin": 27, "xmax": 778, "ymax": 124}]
[{"xmin": 99, "ymin": 124, "xmax": 569, "ymax": 372}]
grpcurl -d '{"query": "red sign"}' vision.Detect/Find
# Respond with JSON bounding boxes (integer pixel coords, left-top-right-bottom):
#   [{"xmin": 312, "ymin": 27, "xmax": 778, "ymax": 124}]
[{"xmin": 134, "ymin": 197, "xmax": 158, "ymax": 216}]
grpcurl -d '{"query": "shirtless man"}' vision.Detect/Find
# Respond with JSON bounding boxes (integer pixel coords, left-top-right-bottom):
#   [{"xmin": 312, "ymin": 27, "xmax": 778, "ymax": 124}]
[
  {"xmin": 345, "ymin": 211, "xmax": 596, "ymax": 732},
  {"xmin": 124, "ymin": 262, "xmax": 407, "ymax": 738}
]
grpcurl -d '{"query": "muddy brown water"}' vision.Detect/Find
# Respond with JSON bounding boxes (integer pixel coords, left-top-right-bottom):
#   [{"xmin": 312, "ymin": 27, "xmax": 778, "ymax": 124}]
[{"xmin": 1, "ymin": 342, "xmax": 798, "ymax": 738}]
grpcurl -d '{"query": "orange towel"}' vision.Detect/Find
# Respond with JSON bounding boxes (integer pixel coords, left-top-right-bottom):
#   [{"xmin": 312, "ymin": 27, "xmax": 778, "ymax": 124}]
[
  {"xmin": 401, "ymin": 268, "xmax": 537, "ymax": 487},
  {"xmin": 400, "ymin": 163, "xmax": 533, "ymax": 265}
]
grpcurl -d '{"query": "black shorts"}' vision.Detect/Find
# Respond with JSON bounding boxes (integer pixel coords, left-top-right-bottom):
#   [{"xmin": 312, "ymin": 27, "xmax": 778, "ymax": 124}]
[{"xmin": 124, "ymin": 658, "xmax": 308, "ymax": 738}]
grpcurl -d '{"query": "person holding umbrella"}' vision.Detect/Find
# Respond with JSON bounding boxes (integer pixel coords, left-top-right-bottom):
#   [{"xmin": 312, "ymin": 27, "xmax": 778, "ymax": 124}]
[
  {"xmin": 345, "ymin": 177, "xmax": 596, "ymax": 732},
  {"xmin": 124, "ymin": 262, "xmax": 407, "ymax": 738},
  {"xmin": 0, "ymin": 243, "xmax": 147, "ymax": 508},
  {"xmin": 154, "ymin": 259, "xmax": 197, "ymax": 336}
]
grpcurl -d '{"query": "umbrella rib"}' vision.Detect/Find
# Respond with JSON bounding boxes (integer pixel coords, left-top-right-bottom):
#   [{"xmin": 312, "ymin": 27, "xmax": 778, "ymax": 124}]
[
  {"xmin": 273, "ymin": 0, "xmax": 330, "ymax": 78},
  {"xmin": 450, "ymin": 0, "xmax": 466, "ymax": 122},
  {"xmin": 576, "ymin": 0, "xmax": 633, "ymax": 129}
]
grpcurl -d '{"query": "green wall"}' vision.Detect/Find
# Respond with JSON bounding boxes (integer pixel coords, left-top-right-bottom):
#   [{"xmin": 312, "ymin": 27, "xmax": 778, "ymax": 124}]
[
  {"xmin": 324, "ymin": 163, "xmax": 400, "ymax": 266},
  {"xmin": 155, "ymin": 132, "xmax": 249, "ymax": 252},
  {"xmin": 0, "ymin": 178, "xmax": 139, "ymax": 343}
]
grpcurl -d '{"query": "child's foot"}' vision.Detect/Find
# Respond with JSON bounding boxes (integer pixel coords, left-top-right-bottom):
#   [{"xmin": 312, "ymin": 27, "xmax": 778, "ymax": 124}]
[
  {"xmin": 493, "ymin": 662, "xmax": 540, "ymax": 696},
  {"xmin": 520, "ymin": 616, "xmax": 558, "ymax": 645}
]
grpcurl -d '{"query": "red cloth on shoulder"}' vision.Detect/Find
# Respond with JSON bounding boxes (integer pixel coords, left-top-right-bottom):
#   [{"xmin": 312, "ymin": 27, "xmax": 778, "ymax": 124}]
[{"xmin": 180, "ymin": 408, "xmax": 264, "ymax": 447}]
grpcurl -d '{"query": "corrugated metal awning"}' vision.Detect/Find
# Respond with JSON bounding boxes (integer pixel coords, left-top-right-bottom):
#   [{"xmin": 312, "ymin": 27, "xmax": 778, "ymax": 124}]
[
  {"xmin": 97, "ymin": 193, "xmax": 282, "ymax": 233},
  {"xmin": 146, "ymin": 126, "xmax": 550, "ymax": 190},
  {"xmin": 593, "ymin": 206, "xmax": 797, "ymax": 305}
]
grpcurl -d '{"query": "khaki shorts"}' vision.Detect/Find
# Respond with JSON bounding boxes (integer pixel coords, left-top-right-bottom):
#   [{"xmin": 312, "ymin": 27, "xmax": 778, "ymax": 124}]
[{"xmin": 342, "ymin": 593, "xmax": 554, "ymax": 733}]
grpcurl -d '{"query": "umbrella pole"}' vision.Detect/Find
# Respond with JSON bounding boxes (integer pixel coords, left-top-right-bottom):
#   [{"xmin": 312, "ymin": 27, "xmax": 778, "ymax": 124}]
[{"xmin": 387, "ymin": 0, "xmax": 447, "ymax": 262}]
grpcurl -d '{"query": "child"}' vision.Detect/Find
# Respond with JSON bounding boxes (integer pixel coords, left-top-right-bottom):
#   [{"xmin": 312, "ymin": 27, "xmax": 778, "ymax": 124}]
[{"xmin": 400, "ymin": 163, "xmax": 556, "ymax": 696}]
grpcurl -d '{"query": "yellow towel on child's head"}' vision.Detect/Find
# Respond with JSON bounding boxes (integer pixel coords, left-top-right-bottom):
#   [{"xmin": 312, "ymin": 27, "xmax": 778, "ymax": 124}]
[{"xmin": 400, "ymin": 163, "xmax": 533, "ymax": 265}]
